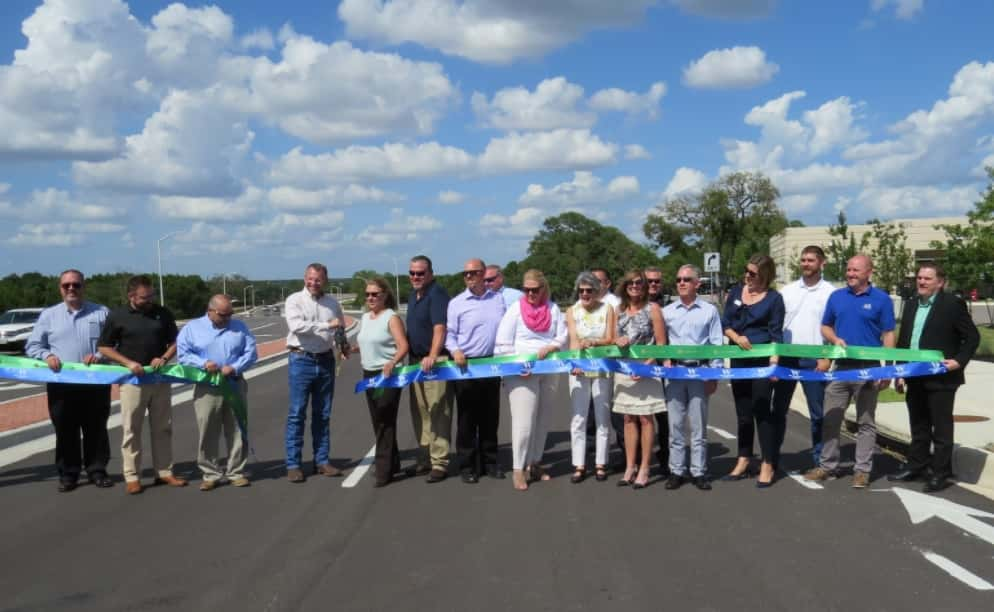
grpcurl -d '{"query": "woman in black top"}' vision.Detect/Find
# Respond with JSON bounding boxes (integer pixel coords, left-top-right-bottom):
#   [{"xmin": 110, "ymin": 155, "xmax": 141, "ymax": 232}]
[{"xmin": 721, "ymin": 254, "xmax": 785, "ymax": 487}]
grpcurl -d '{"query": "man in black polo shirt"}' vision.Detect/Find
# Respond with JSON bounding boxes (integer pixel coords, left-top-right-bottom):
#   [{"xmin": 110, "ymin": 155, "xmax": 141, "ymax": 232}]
[
  {"xmin": 406, "ymin": 255, "xmax": 453, "ymax": 483},
  {"xmin": 98, "ymin": 275, "xmax": 184, "ymax": 495}
]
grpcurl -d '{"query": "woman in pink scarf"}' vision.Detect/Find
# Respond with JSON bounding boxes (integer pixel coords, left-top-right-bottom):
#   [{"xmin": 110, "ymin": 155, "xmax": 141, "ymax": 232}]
[{"xmin": 494, "ymin": 269, "xmax": 568, "ymax": 491}]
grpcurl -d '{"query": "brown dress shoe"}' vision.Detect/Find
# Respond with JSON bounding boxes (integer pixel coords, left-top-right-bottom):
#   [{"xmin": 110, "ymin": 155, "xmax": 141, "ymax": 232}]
[
  {"xmin": 315, "ymin": 463, "xmax": 343, "ymax": 477},
  {"xmin": 230, "ymin": 477, "xmax": 250, "ymax": 487},
  {"xmin": 126, "ymin": 481, "xmax": 143, "ymax": 495},
  {"xmin": 287, "ymin": 468, "xmax": 305, "ymax": 483},
  {"xmin": 153, "ymin": 475, "xmax": 188, "ymax": 487},
  {"xmin": 199, "ymin": 480, "xmax": 218, "ymax": 492}
]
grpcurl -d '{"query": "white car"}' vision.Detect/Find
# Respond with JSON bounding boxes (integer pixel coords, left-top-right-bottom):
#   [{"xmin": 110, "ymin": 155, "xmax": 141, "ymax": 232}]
[{"xmin": 0, "ymin": 308, "xmax": 44, "ymax": 351}]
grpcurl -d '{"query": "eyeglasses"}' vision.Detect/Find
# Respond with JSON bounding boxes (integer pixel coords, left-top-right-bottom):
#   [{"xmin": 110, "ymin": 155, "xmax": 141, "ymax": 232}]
[
  {"xmin": 483, "ymin": 276, "xmax": 497, "ymax": 283},
  {"xmin": 523, "ymin": 286, "xmax": 542, "ymax": 295},
  {"xmin": 60, "ymin": 282, "xmax": 82, "ymax": 290},
  {"xmin": 365, "ymin": 291, "xmax": 382, "ymax": 298},
  {"xmin": 675, "ymin": 277, "xmax": 696, "ymax": 283},
  {"xmin": 744, "ymin": 269, "xmax": 758, "ymax": 278},
  {"xmin": 210, "ymin": 309, "xmax": 233, "ymax": 318},
  {"xmin": 646, "ymin": 279, "xmax": 661, "ymax": 285},
  {"xmin": 463, "ymin": 269, "xmax": 483, "ymax": 277},
  {"xmin": 577, "ymin": 287, "xmax": 595, "ymax": 294},
  {"xmin": 408, "ymin": 270, "xmax": 426, "ymax": 277},
  {"xmin": 626, "ymin": 280, "xmax": 644, "ymax": 288}
]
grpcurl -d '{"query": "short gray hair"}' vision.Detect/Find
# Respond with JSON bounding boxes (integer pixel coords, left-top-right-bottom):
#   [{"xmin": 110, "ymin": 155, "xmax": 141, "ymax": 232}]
[
  {"xmin": 573, "ymin": 271, "xmax": 602, "ymax": 296},
  {"xmin": 678, "ymin": 264, "xmax": 702, "ymax": 279}
]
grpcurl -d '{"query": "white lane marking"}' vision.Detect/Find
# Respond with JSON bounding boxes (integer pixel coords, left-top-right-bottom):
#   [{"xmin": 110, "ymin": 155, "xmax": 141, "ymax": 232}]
[
  {"xmin": 341, "ymin": 444, "xmax": 376, "ymax": 488},
  {"xmin": 0, "ymin": 357, "xmax": 289, "ymax": 468},
  {"xmin": 0, "ymin": 382, "xmax": 42, "ymax": 391},
  {"xmin": 0, "ymin": 390, "xmax": 46, "ymax": 407},
  {"xmin": 787, "ymin": 471, "xmax": 824, "ymax": 490},
  {"xmin": 250, "ymin": 323, "xmax": 277, "ymax": 331},
  {"xmin": 707, "ymin": 425, "xmax": 736, "ymax": 440},
  {"xmin": 921, "ymin": 551, "xmax": 994, "ymax": 591}
]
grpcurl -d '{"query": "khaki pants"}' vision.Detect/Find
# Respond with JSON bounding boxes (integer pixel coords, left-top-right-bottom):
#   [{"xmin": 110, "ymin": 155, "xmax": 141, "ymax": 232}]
[
  {"xmin": 119, "ymin": 383, "xmax": 174, "ymax": 482},
  {"xmin": 194, "ymin": 380, "xmax": 248, "ymax": 482},
  {"xmin": 409, "ymin": 379, "xmax": 453, "ymax": 468}
]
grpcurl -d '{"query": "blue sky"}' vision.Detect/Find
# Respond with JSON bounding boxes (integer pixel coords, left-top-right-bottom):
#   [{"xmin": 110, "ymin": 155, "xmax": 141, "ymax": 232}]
[{"xmin": 0, "ymin": 0, "xmax": 992, "ymax": 279}]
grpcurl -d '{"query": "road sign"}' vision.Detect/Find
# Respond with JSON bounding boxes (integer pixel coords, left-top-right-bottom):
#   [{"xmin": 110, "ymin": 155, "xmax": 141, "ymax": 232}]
[{"xmin": 704, "ymin": 252, "xmax": 720, "ymax": 273}]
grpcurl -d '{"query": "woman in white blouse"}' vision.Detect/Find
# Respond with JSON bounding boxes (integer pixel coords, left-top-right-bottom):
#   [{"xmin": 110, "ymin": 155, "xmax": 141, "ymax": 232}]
[{"xmin": 495, "ymin": 269, "xmax": 568, "ymax": 491}]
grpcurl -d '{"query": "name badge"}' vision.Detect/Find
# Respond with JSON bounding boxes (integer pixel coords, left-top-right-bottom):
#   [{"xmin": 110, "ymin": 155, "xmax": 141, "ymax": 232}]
[{"xmin": 734, "ymin": 299, "xmax": 742, "ymax": 306}]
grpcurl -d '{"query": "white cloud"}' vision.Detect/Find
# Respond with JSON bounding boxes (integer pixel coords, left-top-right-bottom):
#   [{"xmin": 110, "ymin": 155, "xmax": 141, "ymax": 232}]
[
  {"xmin": 624, "ymin": 144, "xmax": 652, "ymax": 160},
  {"xmin": 780, "ymin": 193, "xmax": 818, "ymax": 213},
  {"xmin": 0, "ymin": 188, "xmax": 122, "ymax": 221},
  {"xmin": 240, "ymin": 29, "xmax": 275, "ymax": 51},
  {"xmin": 683, "ymin": 46, "xmax": 779, "ymax": 89},
  {"xmin": 355, "ymin": 208, "xmax": 443, "ymax": 246},
  {"xmin": 73, "ymin": 89, "xmax": 254, "ymax": 197},
  {"xmin": 804, "ymin": 97, "xmax": 868, "ymax": 156},
  {"xmin": 338, "ymin": 0, "xmax": 657, "ymax": 64},
  {"xmin": 173, "ymin": 210, "xmax": 348, "ymax": 255},
  {"xmin": 478, "ymin": 129, "xmax": 618, "ymax": 173},
  {"xmin": 151, "ymin": 187, "xmax": 267, "ymax": 221},
  {"xmin": 472, "ymin": 77, "xmax": 594, "ymax": 130},
  {"xmin": 671, "ymin": 0, "xmax": 777, "ymax": 19},
  {"xmin": 438, "ymin": 190, "xmax": 466, "ymax": 205},
  {"xmin": 589, "ymin": 82, "xmax": 666, "ymax": 119},
  {"xmin": 518, "ymin": 171, "xmax": 639, "ymax": 209},
  {"xmin": 663, "ymin": 167, "xmax": 709, "ymax": 198},
  {"xmin": 871, "ymin": 0, "xmax": 924, "ymax": 20},
  {"xmin": 268, "ymin": 184, "xmax": 404, "ymax": 212},
  {"xmin": 479, "ymin": 207, "xmax": 544, "ymax": 238},
  {"xmin": 856, "ymin": 184, "xmax": 975, "ymax": 217},
  {"xmin": 145, "ymin": 3, "xmax": 233, "ymax": 89},
  {"xmin": 3, "ymin": 221, "xmax": 126, "ymax": 247}
]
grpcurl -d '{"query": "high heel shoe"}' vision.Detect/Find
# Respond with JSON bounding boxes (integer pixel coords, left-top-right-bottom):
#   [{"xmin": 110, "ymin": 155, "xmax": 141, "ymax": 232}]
[
  {"xmin": 632, "ymin": 470, "xmax": 650, "ymax": 490},
  {"xmin": 617, "ymin": 468, "xmax": 637, "ymax": 487}
]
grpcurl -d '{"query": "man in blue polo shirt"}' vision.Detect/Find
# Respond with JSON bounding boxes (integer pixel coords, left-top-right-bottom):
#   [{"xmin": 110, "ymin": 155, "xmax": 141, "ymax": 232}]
[
  {"xmin": 804, "ymin": 254, "xmax": 895, "ymax": 489},
  {"xmin": 406, "ymin": 254, "xmax": 454, "ymax": 483}
]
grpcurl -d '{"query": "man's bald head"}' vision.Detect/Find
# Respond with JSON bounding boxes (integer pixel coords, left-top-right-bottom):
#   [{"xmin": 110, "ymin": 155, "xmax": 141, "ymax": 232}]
[
  {"xmin": 207, "ymin": 294, "xmax": 235, "ymax": 328},
  {"xmin": 209, "ymin": 294, "xmax": 232, "ymax": 311}
]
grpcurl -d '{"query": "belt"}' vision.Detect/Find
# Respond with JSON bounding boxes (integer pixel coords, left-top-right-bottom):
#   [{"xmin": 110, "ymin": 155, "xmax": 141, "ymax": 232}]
[
  {"xmin": 834, "ymin": 358, "xmax": 879, "ymax": 370},
  {"xmin": 288, "ymin": 346, "xmax": 334, "ymax": 359}
]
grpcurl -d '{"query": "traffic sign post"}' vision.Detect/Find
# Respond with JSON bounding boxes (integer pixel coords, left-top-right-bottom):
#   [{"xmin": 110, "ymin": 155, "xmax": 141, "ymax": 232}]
[{"xmin": 704, "ymin": 252, "xmax": 720, "ymax": 304}]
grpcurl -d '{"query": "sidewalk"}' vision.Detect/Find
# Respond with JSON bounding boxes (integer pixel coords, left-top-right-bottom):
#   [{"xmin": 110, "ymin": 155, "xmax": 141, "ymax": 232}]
[{"xmin": 789, "ymin": 359, "xmax": 994, "ymax": 499}]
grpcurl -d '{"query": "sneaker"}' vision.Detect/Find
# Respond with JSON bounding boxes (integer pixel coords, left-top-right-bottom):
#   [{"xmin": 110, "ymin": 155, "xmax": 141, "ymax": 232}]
[
  {"xmin": 199, "ymin": 480, "xmax": 218, "ymax": 492},
  {"xmin": 803, "ymin": 467, "xmax": 836, "ymax": 482},
  {"xmin": 230, "ymin": 477, "xmax": 250, "ymax": 487},
  {"xmin": 287, "ymin": 468, "xmax": 305, "ymax": 483},
  {"xmin": 852, "ymin": 471, "xmax": 870, "ymax": 489}
]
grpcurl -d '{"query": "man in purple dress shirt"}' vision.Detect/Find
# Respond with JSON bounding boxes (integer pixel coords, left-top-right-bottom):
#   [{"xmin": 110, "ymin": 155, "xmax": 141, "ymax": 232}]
[{"xmin": 446, "ymin": 258, "xmax": 507, "ymax": 483}]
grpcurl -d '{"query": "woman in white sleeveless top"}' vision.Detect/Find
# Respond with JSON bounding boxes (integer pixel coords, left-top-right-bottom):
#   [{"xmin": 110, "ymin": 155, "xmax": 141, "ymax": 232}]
[
  {"xmin": 356, "ymin": 278, "xmax": 409, "ymax": 487},
  {"xmin": 566, "ymin": 271, "xmax": 616, "ymax": 483}
]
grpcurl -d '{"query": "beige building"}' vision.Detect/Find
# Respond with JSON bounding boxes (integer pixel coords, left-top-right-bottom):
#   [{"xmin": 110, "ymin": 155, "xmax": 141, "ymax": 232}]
[{"xmin": 769, "ymin": 216, "xmax": 967, "ymax": 285}]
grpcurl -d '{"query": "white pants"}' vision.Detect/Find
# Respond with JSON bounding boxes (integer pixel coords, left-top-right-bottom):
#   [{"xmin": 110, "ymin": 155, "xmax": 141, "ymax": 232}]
[
  {"xmin": 505, "ymin": 374, "xmax": 560, "ymax": 470},
  {"xmin": 569, "ymin": 375, "xmax": 612, "ymax": 467}
]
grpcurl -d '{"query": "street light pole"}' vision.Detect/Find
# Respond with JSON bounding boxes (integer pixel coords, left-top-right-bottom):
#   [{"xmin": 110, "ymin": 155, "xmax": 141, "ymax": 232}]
[
  {"xmin": 243, "ymin": 285, "xmax": 254, "ymax": 313},
  {"xmin": 391, "ymin": 257, "xmax": 400, "ymax": 303},
  {"xmin": 156, "ymin": 231, "xmax": 180, "ymax": 308}
]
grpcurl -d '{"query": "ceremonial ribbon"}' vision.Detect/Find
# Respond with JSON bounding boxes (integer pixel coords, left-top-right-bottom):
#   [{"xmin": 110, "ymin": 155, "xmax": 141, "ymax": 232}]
[
  {"xmin": 354, "ymin": 344, "xmax": 946, "ymax": 392},
  {"xmin": 0, "ymin": 355, "xmax": 249, "ymax": 439}
]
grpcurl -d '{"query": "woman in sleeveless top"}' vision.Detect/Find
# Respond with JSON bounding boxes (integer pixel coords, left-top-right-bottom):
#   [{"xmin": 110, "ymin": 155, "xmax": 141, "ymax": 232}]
[
  {"xmin": 566, "ymin": 271, "xmax": 617, "ymax": 483},
  {"xmin": 613, "ymin": 270, "xmax": 667, "ymax": 489},
  {"xmin": 356, "ymin": 278, "xmax": 409, "ymax": 487}
]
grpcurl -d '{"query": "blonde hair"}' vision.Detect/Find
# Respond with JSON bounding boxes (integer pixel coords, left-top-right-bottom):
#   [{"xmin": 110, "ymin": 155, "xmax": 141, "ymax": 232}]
[{"xmin": 521, "ymin": 269, "xmax": 549, "ymax": 299}]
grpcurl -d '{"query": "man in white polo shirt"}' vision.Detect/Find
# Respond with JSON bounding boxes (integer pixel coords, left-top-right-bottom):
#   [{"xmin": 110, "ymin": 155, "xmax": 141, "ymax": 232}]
[{"xmin": 772, "ymin": 245, "xmax": 835, "ymax": 468}]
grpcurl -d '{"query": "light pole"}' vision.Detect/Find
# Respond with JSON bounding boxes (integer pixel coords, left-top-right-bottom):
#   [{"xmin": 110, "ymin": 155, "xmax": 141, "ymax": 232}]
[
  {"xmin": 156, "ymin": 231, "xmax": 180, "ymax": 307},
  {"xmin": 221, "ymin": 274, "xmax": 227, "ymax": 297},
  {"xmin": 387, "ymin": 256, "xmax": 400, "ymax": 303},
  {"xmin": 243, "ymin": 285, "xmax": 254, "ymax": 313}
]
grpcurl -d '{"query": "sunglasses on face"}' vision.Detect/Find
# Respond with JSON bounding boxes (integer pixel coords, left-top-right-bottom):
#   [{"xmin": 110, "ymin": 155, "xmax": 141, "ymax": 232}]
[
  {"xmin": 744, "ymin": 269, "xmax": 758, "ymax": 278},
  {"xmin": 408, "ymin": 270, "xmax": 426, "ymax": 278},
  {"xmin": 463, "ymin": 269, "xmax": 483, "ymax": 278},
  {"xmin": 61, "ymin": 282, "xmax": 82, "ymax": 290},
  {"xmin": 365, "ymin": 291, "xmax": 382, "ymax": 298},
  {"xmin": 483, "ymin": 276, "xmax": 497, "ymax": 283},
  {"xmin": 523, "ymin": 286, "xmax": 542, "ymax": 295},
  {"xmin": 626, "ymin": 280, "xmax": 644, "ymax": 288},
  {"xmin": 646, "ymin": 279, "xmax": 661, "ymax": 285},
  {"xmin": 675, "ymin": 277, "xmax": 696, "ymax": 284},
  {"xmin": 577, "ymin": 287, "xmax": 595, "ymax": 295}
]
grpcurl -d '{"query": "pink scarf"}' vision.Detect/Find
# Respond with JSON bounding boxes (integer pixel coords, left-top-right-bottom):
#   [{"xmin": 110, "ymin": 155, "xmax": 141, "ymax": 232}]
[{"xmin": 519, "ymin": 296, "xmax": 551, "ymax": 333}]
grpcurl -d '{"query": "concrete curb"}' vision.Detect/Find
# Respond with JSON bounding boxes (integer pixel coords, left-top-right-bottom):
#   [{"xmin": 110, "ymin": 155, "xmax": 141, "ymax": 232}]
[{"xmin": 788, "ymin": 392, "xmax": 994, "ymax": 500}]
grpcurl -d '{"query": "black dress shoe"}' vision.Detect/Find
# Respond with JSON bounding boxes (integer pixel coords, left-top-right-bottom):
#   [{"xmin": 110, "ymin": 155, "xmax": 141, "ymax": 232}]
[
  {"xmin": 460, "ymin": 471, "xmax": 479, "ymax": 484},
  {"xmin": 57, "ymin": 479, "xmax": 78, "ymax": 493},
  {"xmin": 485, "ymin": 465, "xmax": 506, "ymax": 479},
  {"xmin": 88, "ymin": 472, "xmax": 114, "ymax": 488},
  {"xmin": 664, "ymin": 475, "xmax": 684, "ymax": 490},
  {"xmin": 426, "ymin": 468, "xmax": 447, "ymax": 483},
  {"xmin": 692, "ymin": 476, "xmax": 712, "ymax": 491},
  {"xmin": 887, "ymin": 468, "xmax": 925, "ymax": 482},
  {"xmin": 923, "ymin": 476, "xmax": 952, "ymax": 493}
]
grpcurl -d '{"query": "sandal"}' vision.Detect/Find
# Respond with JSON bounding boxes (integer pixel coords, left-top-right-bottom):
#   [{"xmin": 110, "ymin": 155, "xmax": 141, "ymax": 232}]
[
  {"xmin": 617, "ymin": 466, "xmax": 637, "ymax": 487},
  {"xmin": 570, "ymin": 467, "xmax": 587, "ymax": 484},
  {"xmin": 594, "ymin": 466, "xmax": 608, "ymax": 482},
  {"xmin": 528, "ymin": 464, "xmax": 551, "ymax": 482}
]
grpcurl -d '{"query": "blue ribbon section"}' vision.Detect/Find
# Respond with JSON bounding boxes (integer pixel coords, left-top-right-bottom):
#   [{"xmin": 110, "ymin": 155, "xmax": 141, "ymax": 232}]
[
  {"xmin": 355, "ymin": 359, "xmax": 947, "ymax": 392},
  {"xmin": 0, "ymin": 365, "xmax": 197, "ymax": 386}
]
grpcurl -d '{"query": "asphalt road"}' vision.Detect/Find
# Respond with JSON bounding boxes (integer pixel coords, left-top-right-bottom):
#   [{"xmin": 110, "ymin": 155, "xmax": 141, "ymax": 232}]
[{"xmin": 2, "ymin": 352, "xmax": 994, "ymax": 611}]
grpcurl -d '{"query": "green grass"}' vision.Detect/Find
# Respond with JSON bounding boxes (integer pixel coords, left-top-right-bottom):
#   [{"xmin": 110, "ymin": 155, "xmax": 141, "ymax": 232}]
[{"xmin": 979, "ymin": 326, "xmax": 994, "ymax": 358}]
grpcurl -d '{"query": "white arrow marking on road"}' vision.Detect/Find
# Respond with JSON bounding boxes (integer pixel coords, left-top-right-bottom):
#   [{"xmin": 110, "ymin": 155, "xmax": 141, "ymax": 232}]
[
  {"xmin": 920, "ymin": 551, "xmax": 994, "ymax": 590},
  {"xmin": 893, "ymin": 487, "xmax": 994, "ymax": 547},
  {"xmin": 249, "ymin": 323, "xmax": 277, "ymax": 332},
  {"xmin": 787, "ymin": 471, "xmax": 824, "ymax": 490},
  {"xmin": 707, "ymin": 425, "xmax": 736, "ymax": 440},
  {"xmin": 341, "ymin": 445, "xmax": 376, "ymax": 488}
]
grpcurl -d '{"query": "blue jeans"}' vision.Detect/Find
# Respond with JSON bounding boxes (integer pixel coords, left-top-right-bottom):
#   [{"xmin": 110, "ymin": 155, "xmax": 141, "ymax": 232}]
[
  {"xmin": 286, "ymin": 351, "xmax": 335, "ymax": 470},
  {"xmin": 773, "ymin": 358, "xmax": 826, "ymax": 465},
  {"xmin": 665, "ymin": 379, "xmax": 709, "ymax": 477}
]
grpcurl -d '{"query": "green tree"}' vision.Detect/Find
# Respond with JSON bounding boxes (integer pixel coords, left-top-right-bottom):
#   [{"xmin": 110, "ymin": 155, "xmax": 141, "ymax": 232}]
[
  {"xmin": 643, "ymin": 171, "xmax": 787, "ymax": 289},
  {"xmin": 867, "ymin": 219, "xmax": 914, "ymax": 294},
  {"xmin": 521, "ymin": 212, "xmax": 662, "ymax": 300},
  {"xmin": 825, "ymin": 211, "xmax": 870, "ymax": 282}
]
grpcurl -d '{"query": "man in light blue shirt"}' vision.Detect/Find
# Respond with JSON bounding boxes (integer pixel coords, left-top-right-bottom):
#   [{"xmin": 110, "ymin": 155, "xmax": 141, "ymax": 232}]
[
  {"xmin": 484, "ymin": 264, "xmax": 523, "ymax": 308},
  {"xmin": 177, "ymin": 294, "xmax": 257, "ymax": 490},
  {"xmin": 661, "ymin": 264, "xmax": 723, "ymax": 491},
  {"xmin": 25, "ymin": 269, "xmax": 112, "ymax": 492}
]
